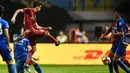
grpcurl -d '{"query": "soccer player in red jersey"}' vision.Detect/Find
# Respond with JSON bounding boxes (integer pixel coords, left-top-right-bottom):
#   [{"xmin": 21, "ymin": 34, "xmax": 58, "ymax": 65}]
[
  {"xmin": 11, "ymin": 1, "xmax": 60, "ymax": 69},
  {"xmin": 99, "ymin": 22, "xmax": 130, "ymax": 73}
]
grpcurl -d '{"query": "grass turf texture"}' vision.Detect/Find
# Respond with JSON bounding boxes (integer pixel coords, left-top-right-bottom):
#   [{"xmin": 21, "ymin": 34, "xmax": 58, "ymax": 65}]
[{"xmin": 0, "ymin": 65, "xmax": 125, "ymax": 73}]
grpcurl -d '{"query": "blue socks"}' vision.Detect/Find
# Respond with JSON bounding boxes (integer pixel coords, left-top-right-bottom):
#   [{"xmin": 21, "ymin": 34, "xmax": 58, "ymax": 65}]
[
  {"xmin": 108, "ymin": 58, "xmax": 113, "ymax": 73},
  {"xmin": 8, "ymin": 64, "xmax": 15, "ymax": 73},
  {"xmin": 116, "ymin": 60, "xmax": 130, "ymax": 73},
  {"xmin": 34, "ymin": 63, "xmax": 42, "ymax": 73}
]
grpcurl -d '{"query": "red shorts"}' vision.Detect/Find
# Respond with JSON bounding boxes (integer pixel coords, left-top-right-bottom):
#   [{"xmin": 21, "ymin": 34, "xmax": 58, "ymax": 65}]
[
  {"xmin": 27, "ymin": 33, "xmax": 37, "ymax": 46},
  {"xmin": 23, "ymin": 26, "xmax": 45, "ymax": 46}
]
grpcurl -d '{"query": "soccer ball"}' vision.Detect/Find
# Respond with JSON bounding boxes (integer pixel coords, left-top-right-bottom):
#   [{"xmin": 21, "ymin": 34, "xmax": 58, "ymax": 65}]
[{"xmin": 102, "ymin": 56, "xmax": 111, "ymax": 65}]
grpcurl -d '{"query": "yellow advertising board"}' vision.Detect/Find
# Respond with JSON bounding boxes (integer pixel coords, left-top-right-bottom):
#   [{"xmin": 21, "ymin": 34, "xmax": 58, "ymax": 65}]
[{"xmin": 0, "ymin": 44, "xmax": 130, "ymax": 65}]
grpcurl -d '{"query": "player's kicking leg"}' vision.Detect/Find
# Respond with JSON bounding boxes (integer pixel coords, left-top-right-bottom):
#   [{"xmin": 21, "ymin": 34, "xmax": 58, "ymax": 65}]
[
  {"xmin": 114, "ymin": 52, "xmax": 130, "ymax": 73},
  {"xmin": 121, "ymin": 52, "xmax": 130, "ymax": 68},
  {"xmin": 113, "ymin": 44, "xmax": 130, "ymax": 73},
  {"xmin": 44, "ymin": 30, "xmax": 60, "ymax": 46},
  {"xmin": 113, "ymin": 51, "xmax": 130, "ymax": 73},
  {"xmin": 22, "ymin": 27, "xmax": 60, "ymax": 46}
]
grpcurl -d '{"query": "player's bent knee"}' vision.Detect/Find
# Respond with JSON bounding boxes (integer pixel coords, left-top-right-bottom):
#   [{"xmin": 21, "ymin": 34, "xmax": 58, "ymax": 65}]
[{"xmin": 44, "ymin": 31, "xmax": 50, "ymax": 36}]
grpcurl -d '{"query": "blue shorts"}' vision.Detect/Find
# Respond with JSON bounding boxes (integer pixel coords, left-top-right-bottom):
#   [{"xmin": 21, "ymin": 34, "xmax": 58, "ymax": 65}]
[
  {"xmin": 0, "ymin": 43, "xmax": 12, "ymax": 61},
  {"xmin": 110, "ymin": 41, "xmax": 120, "ymax": 54},
  {"xmin": 115, "ymin": 44, "xmax": 127, "ymax": 57},
  {"xmin": 15, "ymin": 55, "xmax": 27, "ymax": 73}
]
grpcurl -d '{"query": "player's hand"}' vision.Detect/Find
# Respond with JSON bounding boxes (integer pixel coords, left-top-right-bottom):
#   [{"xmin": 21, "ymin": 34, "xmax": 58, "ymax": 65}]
[
  {"xmin": 9, "ymin": 46, "xmax": 12, "ymax": 52},
  {"xmin": 99, "ymin": 34, "xmax": 104, "ymax": 41},
  {"xmin": 11, "ymin": 18, "xmax": 16, "ymax": 24},
  {"xmin": 120, "ymin": 32, "xmax": 124, "ymax": 35},
  {"xmin": 47, "ymin": 27, "xmax": 52, "ymax": 30}
]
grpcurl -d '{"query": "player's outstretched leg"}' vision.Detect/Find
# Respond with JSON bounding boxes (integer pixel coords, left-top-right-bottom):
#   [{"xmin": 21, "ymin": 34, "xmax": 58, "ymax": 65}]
[
  {"xmin": 121, "ymin": 54, "xmax": 130, "ymax": 68},
  {"xmin": 6, "ymin": 61, "xmax": 15, "ymax": 73},
  {"xmin": 45, "ymin": 31, "xmax": 60, "ymax": 46},
  {"xmin": 114, "ymin": 55, "xmax": 130, "ymax": 73},
  {"xmin": 22, "ymin": 29, "xmax": 60, "ymax": 46},
  {"xmin": 123, "ymin": 59, "xmax": 130, "ymax": 68}
]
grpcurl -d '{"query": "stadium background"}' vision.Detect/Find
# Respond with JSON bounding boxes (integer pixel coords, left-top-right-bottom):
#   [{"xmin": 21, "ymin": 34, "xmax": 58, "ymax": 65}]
[{"xmin": 0, "ymin": 0, "xmax": 130, "ymax": 73}]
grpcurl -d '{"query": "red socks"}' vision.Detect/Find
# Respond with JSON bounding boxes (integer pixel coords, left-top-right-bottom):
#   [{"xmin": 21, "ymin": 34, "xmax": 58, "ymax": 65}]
[
  {"xmin": 48, "ymin": 35, "xmax": 58, "ymax": 44},
  {"xmin": 25, "ymin": 50, "xmax": 35, "ymax": 65}
]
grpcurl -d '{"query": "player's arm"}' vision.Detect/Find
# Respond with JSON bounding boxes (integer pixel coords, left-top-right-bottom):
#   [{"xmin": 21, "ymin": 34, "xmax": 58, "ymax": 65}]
[
  {"xmin": 11, "ymin": 9, "xmax": 24, "ymax": 24},
  {"xmin": 103, "ymin": 27, "xmax": 112, "ymax": 37},
  {"xmin": 112, "ymin": 31, "xmax": 121, "ymax": 35},
  {"xmin": 3, "ymin": 21, "xmax": 12, "ymax": 52},
  {"xmin": 126, "ymin": 24, "xmax": 130, "ymax": 35},
  {"xmin": 4, "ymin": 28, "xmax": 12, "ymax": 52},
  {"xmin": 126, "ymin": 31, "xmax": 130, "ymax": 35},
  {"xmin": 112, "ymin": 22, "xmax": 123, "ymax": 36},
  {"xmin": 99, "ymin": 24, "xmax": 112, "ymax": 40},
  {"xmin": 119, "ymin": 27, "xmax": 126, "ymax": 44}
]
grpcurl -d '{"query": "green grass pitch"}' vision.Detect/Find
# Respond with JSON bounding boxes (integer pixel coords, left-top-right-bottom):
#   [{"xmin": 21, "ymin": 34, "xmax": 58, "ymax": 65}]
[{"xmin": 0, "ymin": 65, "xmax": 125, "ymax": 73}]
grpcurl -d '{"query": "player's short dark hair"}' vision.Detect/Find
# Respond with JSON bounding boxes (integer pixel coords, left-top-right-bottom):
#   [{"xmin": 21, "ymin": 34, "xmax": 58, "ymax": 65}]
[
  {"xmin": 0, "ymin": 5, "xmax": 4, "ymax": 17},
  {"xmin": 114, "ymin": 8, "xmax": 122, "ymax": 15},
  {"xmin": 33, "ymin": 1, "xmax": 42, "ymax": 7},
  {"xmin": 105, "ymin": 24, "xmax": 109, "ymax": 27}
]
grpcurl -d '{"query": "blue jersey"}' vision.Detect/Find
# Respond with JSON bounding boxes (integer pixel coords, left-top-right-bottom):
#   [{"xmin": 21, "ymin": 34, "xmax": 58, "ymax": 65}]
[
  {"xmin": 14, "ymin": 38, "xmax": 30, "ymax": 59},
  {"xmin": 0, "ymin": 18, "xmax": 9, "ymax": 44},
  {"xmin": 114, "ymin": 18, "xmax": 127, "ymax": 43}
]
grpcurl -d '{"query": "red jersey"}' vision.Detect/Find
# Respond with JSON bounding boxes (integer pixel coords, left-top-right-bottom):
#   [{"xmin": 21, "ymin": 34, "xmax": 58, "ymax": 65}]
[{"xmin": 23, "ymin": 8, "xmax": 37, "ymax": 29}]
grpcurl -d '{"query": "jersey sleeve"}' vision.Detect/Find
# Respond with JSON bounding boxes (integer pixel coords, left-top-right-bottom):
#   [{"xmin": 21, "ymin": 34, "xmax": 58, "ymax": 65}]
[
  {"xmin": 24, "ymin": 38, "xmax": 30, "ymax": 46},
  {"xmin": 2, "ymin": 20, "xmax": 9, "ymax": 29},
  {"xmin": 26, "ymin": 39, "xmax": 30, "ymax": 46}
]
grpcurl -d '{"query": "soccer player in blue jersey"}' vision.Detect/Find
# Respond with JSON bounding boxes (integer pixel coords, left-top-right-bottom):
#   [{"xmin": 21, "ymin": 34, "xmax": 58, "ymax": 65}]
[
  {"xmin": 112, "ymin": 11, "xmax": 130, "ymax": 73},
  {"xmin": 100, "ymin": 22, "xmax": 130, "ymax": 73},
  {"xmin": 0, "ymin": 5, "xmax": 15, "ymax": 73},
  {"xmin": 13, "ymin": 34, "xmax": 42, "ymax": 73}
]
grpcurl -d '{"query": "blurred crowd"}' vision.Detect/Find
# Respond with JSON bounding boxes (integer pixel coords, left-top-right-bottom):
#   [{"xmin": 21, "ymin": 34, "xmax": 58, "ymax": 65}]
[
  {"xmin": 56, "ymin": 28, "xmax": 89, "ymax": 43},
  {"xmin": 56, "ymin": 24, "xmax": 113, "ymax": 43}
]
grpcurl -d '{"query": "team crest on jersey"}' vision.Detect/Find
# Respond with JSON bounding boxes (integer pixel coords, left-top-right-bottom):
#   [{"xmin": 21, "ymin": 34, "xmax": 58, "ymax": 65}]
[
  {"xmin": 119, "ymin": 22, "xmax": 122, "ymax": 26},
  {"xmin": 0, "ymin": 23, "xmax": 2, "ymax": 28}
]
